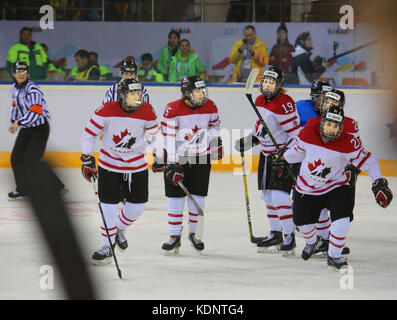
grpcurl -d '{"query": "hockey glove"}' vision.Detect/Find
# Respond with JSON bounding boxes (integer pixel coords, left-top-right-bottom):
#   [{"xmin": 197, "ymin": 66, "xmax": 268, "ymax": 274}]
[
  {"xmin": 210, "ymin": 137, "xmax": 224, "ymax": 160},
  {"xmin": 345, "ymin": 164, "xmax": 361, "ymax": 187},
  {"xmin": 234, "ymin": 134, "xmax": 259, "ymax": 153},
  {"xmin": 372, "ymin": 178, "xmax": 393, "ymax": 208},
  {"xmin": 80, "ymin": 154, "xmax": 98, "ymax": 182},
  {"xmin": 152, "ymin": 161, "xmax": 166, "ymax": 173},
  {"xmin": 165, "ymin": 164, "xmax": 184, "ymax": 186},
  {"xmin": 269, "ymin": 153, "xmax": 290, "ymax": 180}
]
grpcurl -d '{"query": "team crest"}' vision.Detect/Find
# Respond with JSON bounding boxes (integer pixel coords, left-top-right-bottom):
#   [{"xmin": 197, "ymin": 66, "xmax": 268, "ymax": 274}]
[
  {"xmin": 307, "ymin": 158, "xmax": 331, "ymax": 183},
  {"xmin": 112, "ymin": 129, "xmax": 136, "ymax": 149}
]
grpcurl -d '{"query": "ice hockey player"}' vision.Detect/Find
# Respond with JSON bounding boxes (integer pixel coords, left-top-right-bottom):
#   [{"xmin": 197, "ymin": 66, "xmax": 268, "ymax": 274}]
[
  {"xmin": 80, "ymin": 78, "xmax": 162, "ymax": 265},
  {"xmin": 280, "ymin": 105, "xmax": 393, "ymax": 270},
  {"xmin": 299, "ymin": 88, "xmax": 361, "ymax": 258},
  {"xmin": 154, "ymin": 76, "xmax": 223, "ymax": 255},
  {"xmin": 235, "ymin": 66, "xmax": 301, "ymax": 255},
  {"xmin": 102, "ymin": 59, "xmax": 149, "ymax": 104}
]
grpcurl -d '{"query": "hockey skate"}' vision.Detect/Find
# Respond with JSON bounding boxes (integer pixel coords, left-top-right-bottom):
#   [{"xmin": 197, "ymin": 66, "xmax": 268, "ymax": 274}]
[
  {"xmin": 341, "ymin": 246, "xmax": 350, "ymax": 260},
  {"xmin": 257, "ymin": 231, "xmax": 283, "ymax": 253},
  {"xmin": 162, "ymin": 235, "xmax": 181, "ymax": 256},
  {"xmin": 312, "ymin": 237, "xmax": 329, "ymax": 257},
  {"xmin": 301, "ymin": 237, "xmax": 321, "ymax": 261},
  {"xmin": 188, "ymin": 232, "xmax": 204, "ymax": 253},
  {"xmin": 92, "ymin": 245, "xmax": 113, "ymax": 266},
  {"xmin": 115, "ymin": 229, "xmax": 128, "ymax": 251},
  {"xmin": 327, "ymin": 255, "xmax": 348, "ymax": 271},
  {"xmin": 280, "ymin": 233, "xmax": 296, "ymax": 257},
  {"xmin": 7, "ymin": 190, "xmax": 27, "ymax": 201}
]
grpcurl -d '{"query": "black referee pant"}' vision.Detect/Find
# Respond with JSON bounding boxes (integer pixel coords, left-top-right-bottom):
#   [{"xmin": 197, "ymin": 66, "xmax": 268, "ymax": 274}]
[{"xmin": 11, "ymin": 121, "xmax": 64, "ymax": 195}]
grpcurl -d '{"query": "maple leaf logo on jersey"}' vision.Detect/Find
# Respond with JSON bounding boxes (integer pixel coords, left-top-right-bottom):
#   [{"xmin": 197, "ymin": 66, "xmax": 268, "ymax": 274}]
[
  {"xmin": 112, "ymin": 129, "xmax": 136, "ymax": 149},
  {"xmin": 113, "ymin": 129, "xmax": 131, "ymax": 144},
  {"xmin": 308, "ymin": 158, "xmax": 331, "ymax": 181},
  {"xmin": 184, "ymin": 125, "xmax": 201, "ymax": 141}
]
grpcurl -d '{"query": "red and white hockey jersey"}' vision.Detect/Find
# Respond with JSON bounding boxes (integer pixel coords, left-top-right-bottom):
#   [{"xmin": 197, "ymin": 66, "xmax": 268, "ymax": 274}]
[
  {"xmin": 161, "ymin": 98, "xmax": 221, "ymax": 163},
  {"xmin": 253, "ymin": 93, "xmax": 301, "ymax": 155},
  {"xmin": 81, "ymin": 101, "xmax": 161, "ymax": 173},
  {"xmin": 284, "ymin": 116, "xmax": 383, "ymax": 195}
]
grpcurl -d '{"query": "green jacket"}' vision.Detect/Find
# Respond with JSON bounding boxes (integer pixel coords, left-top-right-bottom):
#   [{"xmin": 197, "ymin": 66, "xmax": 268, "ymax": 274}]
[
  {"xmin": 68, "ymin": 66, "xmax": 78, "ymax": 77},
  {"xmin": 6, "ymin": 42, "xmax": 48, "ymax": 80},
  {"xmin": 99, "ymin": 65, "xmax": 113, "ymax": 80},
  {"xmin": 157, "ymin": 45, "xmax": 180, "ymax": 79},
  {"xmin": 137, "ymin": 67, "xmax": 164, "ymax": 82},
  {"xmin": 47, "ymin": 60, "xmax": 65, "ymax": 75},
  {"xmin": 168, "ymin": 51, "xmax": 206, "ymax": 82}
]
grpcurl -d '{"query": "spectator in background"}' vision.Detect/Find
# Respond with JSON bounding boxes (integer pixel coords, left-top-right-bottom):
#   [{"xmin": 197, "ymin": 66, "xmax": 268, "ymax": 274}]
[
  {"xmin": 290, "ymin": 32, "xmax": 328, "ymax": 85},
  {"xmin": 269, "ymin": 23, "xmax": 294, "ymax": 73},
  {"xmin": 226, "ymin": 0, "xmax": 249, "ymax": 22},
  {"xmin": 229, "ymin": 25, "xmax": 269, "ymax": 82},
  {"xmin": 71, "ymin": 49, "xmax": 100, "ymax": 81},
  {"xmin": 88, "ymin": 51, "xmax": 113, "ymax": 80},
  {"xmin": 6, "ymin": 27, "xmax": 48, "ymax": 80},
  {"xmin": 138, "ymin": 53, "xmax": 164, "ymax": 82},
  {"xmin": 157, "ymin": 30, "xmax": 181, "ymax": 81},
  {"xmin": 168, "ymin": 39, "xmax": 206, "ymax": 82},
  {"xmin": 41, "ymin": 43, "xmax": 65, "ymax": 76}
]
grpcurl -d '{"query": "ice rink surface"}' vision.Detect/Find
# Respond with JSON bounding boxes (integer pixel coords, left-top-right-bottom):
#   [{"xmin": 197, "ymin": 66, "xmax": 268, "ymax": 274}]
[{"xmin": 0, "ymin": 168, "xmax": 396, "ymax": 300}]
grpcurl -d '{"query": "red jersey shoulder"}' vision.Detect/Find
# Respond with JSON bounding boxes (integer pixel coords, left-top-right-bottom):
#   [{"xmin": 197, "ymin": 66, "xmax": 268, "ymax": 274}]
[
  {"xmin": 256, "ymin": 93, "xmax": 296, "ymax": 115},
  {"xmin": 94, "ymin": 101, "xmax": 119, "ymax": 117},
  {"xmin": 343, "ymin": 117, "xmax": 359, "ymax": 135},
  {"xmin": 163, "ymin": 99, "xmax": 183, "ymax": 119},
  {"xmin": 132, "ymin": 102, "xmax": 157, "ymax": 121},
  {"xmin": 163, "ymin": 98, "xmax": 218, "ymax": 118},
  {"xmin": 94, "ymin": 101, "xmax": 156, "ymax": 120},
  {"xmin": 298, "ymin": 116, "xmax": 322, "ymax": 143},
  {"xmin": 299, "ymin": 117, "xmax": 361, "ymax": 153}
]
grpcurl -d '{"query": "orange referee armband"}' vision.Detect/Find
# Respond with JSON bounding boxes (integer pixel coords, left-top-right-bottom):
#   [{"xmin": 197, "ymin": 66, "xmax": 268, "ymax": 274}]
[{"xmin": 29, "ymin": 104, "xmax": 43, "ymax": 115}]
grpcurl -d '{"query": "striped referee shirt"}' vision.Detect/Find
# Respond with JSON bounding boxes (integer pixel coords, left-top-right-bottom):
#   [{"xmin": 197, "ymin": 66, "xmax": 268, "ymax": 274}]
[
  {"xmin": 11, "ymin": 81, "xmax": 50, "ymax": 128},
  {"xmin": 102, "ymin": 82, "xmax": 150, "ymax": 105}
]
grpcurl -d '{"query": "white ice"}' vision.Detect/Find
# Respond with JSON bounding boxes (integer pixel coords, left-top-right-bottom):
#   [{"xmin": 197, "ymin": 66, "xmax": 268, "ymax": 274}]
[{"xmin": 0, "ymin": 168, "xmax": 396, "ymax": 300}]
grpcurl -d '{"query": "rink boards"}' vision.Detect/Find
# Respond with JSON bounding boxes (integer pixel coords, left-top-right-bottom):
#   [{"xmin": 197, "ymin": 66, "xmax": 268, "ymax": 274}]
[{"xmin": 0, "ymin": 83, "xmax": 396, "ymax": 176}]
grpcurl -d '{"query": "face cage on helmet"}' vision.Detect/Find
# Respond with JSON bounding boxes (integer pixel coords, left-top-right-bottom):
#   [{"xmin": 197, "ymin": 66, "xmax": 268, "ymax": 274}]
[
  {"xmin": 186, "ymin": 87, "xmax": 208, "ymax": 107},
  {"xmin": 320, "ymin": 118, "xmax": 344, "ymax": 141},
  {"xmin": 120, "ymin": 90, "xmax": 142, "ymax": 112},
  {"xmin": 260, "ymin": 76, "xmax": 280, "ymax": 98},
  {"xmin": 319, "ymin": 96, "xmax": 341, "ymax": 116}
]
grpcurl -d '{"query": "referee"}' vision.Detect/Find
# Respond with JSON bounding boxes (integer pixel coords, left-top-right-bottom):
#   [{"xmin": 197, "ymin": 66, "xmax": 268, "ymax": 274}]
[
  {"xmin": 8, "ymin": 61, "xmax": 66, "ymax": 200},
  {"xmin": 102, "ymin": 59, "xmax": 150, "ymax": 104}
]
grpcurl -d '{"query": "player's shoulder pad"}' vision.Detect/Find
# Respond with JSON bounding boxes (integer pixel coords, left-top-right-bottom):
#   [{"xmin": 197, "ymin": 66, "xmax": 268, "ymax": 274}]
[
  {"xmin": 343, "ymin": 116, "xmax": 359, "ymax": 134},
  {"xmin": 138, "ymin": 102, "xmax": 157, "ymax": 120},
  {"xmin": 163, "ymin": 99, "xmax": 181, "ymax": 118},
  {"xmin": 298, "ymin": 116, "xmax": 321, "ymax": 141},
  {"xmin": 255, "ymin": 94, "xmax": 266, "ymax": 106},
  {"xmin": 94, "ymin": 101, "xmax": 118, "ymax": 116},
  {"xmin": 203, "ymin": 98, "xmax": 218, "ymax": 112}
]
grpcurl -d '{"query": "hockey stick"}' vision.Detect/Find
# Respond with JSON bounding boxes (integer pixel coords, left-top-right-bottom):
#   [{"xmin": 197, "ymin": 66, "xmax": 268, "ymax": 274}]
[
  {"xmin": 91, "ymin": 180, "xmax": 122, "ymax": 280},
  {"xmin": 240, "ymin": 151, "xmax": 261, "ymax": 244},
  {"xmin": 244, "ymin": 68, "xmax": 296, "ymax": 183},
  {"xmin": 177, "ymin": 180, "xmax": 204, "ymax": 240}
]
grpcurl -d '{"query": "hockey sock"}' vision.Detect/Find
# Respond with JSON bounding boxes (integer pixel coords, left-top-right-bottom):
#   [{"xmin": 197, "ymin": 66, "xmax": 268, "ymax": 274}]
[
  {"xmin": 99, "ymin": 203, "xmax": 119, "ymax": 247},
  {"xmin": 299, "ymin": 224, "xmax": 317, "ymax": 245},
  {"xmin": 270, "ymin": 190, "xmax": 295, "ymax": 235},
  {"xmin": 167, "ymin": 197, "xmax": 185, "ymax": 235},
  {"xmin": 328, "ymin": 217, "xmax": 350, "ymax": 258},
  {"xmin": 263, "ymin": 190, "xmax": 282, "ymax": 232},
  {"xmin": 187, "ymin": 194, "xmax": 205, "ymax": 234},
  {"xmin": 316, "ymin": 208, "xmax": 330, "ymax": 239},
  {"xmin": 117, "ymin": 202, "xmax": 146, "ymax": 231}
]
